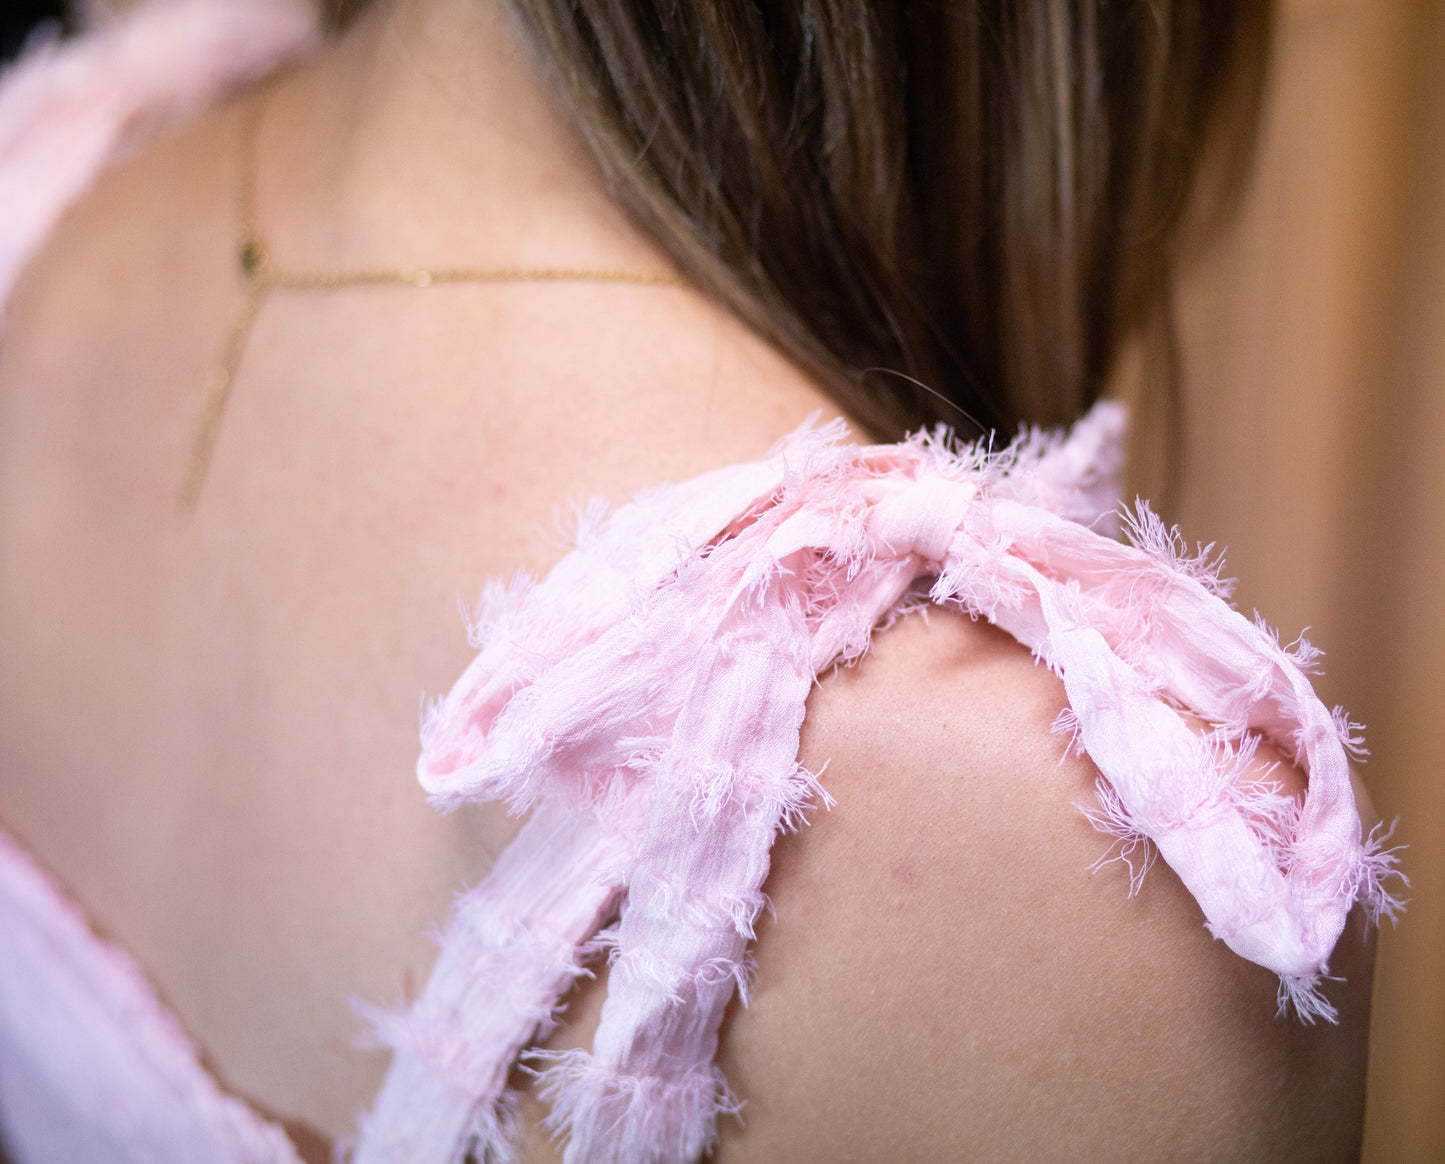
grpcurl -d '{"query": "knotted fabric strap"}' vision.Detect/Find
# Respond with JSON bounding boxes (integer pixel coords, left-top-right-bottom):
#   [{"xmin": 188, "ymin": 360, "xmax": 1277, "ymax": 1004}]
[{"xmin": 358, "ymin": 403, "xmax": 1401, "ymax": 1164}]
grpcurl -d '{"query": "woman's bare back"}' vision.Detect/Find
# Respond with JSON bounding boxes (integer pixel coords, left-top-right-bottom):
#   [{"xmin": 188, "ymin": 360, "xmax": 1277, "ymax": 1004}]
[{"xmin": 0, "ymin": 1, "xmax": 1377, "ymax": 1156}]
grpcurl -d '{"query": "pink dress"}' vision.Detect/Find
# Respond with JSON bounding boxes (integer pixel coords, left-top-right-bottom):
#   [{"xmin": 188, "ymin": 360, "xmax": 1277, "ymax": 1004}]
[{"xmin": 0, "ymin": 3, "xmax": 1403, "ymax": 1162}]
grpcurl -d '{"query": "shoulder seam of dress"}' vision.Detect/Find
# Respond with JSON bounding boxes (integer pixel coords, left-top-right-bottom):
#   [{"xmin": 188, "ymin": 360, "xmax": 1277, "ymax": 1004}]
[{"xmin": 0, "ymin": 0, "xmax": 319, "ymax": 308}]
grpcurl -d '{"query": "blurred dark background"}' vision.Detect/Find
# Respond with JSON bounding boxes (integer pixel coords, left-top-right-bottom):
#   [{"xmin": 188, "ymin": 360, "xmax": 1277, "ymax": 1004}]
[{"xmin": 2, "ymin": 1, "xmax": 67, "ymax": 64}]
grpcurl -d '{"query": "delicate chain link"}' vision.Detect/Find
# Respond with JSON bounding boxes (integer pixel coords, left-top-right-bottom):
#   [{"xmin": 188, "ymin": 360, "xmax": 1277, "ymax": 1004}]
[{"xmin": 177, "ymin": 90, "xmax": 686, "ymax": 514}]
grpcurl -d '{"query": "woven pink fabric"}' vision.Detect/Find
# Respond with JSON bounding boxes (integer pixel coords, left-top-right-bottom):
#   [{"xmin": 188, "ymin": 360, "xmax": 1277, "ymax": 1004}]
[
  {"xmin": 0, "ymin": 3, "xmax": 1402, "ymax": 1163},
  {"xmin": 0, "ymin": 833, "xmax": 305, "ymax": 1163},
  {"xmin": 355, "ymin": 406, "xmax": 1401, "ymax": 1164}
]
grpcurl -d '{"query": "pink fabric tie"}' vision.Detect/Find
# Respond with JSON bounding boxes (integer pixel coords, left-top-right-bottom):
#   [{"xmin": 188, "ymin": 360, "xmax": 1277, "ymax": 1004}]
[
  {"xmin": 0, "ymin": 5, "xmax": 1401, "ymax": 1160},
  {"xmin": 359, "ymin": 405, "xmax": 1401, "ymax": 1164}
]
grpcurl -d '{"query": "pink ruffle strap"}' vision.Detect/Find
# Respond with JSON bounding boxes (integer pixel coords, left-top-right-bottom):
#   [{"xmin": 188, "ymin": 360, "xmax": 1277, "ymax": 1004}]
[
  {"xmin": 0, "ymin": 0, "xmax": 319, "ymax": 302},
  {"xmin": 0, "ymin": 831, "xmax": 304, "ymax": 1163},
  {"xmin": 360, "ymin": 402, "xmax": 1401, "ymax": 1163}
]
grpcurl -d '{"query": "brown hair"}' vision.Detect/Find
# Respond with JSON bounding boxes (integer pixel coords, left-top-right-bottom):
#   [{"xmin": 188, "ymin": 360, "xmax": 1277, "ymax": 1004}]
[{"xmin": 333, "ymin": 2, "xmax": 1271, "ymax": 462}]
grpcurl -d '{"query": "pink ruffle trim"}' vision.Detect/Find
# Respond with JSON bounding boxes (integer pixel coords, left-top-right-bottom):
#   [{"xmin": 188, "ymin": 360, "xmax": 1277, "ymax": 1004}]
[
  {"xmin": 0, "ymin": 0, "xmax": 319, "ymax": 300},
  {"xmin": 357, "ymin": 404, "xmax": 1403, "ymax": 1163},
  {"xmin": 0, "ymin": 831, "xmax": 304, "ymax": 1162}
]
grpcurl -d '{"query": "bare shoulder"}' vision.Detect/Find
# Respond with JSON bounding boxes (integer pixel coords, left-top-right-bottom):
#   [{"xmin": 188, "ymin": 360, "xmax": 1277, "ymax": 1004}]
[{"xmin": 707, "ymin": 606, "xmax": 1375, "ymax": 1162}]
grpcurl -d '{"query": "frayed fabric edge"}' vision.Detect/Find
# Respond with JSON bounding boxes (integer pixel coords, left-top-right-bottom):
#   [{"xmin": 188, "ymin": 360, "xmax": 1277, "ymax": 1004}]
[
  {"xmin": 528, "ymin": 1048, "xmax": 741, "ymax": 1164},
  {"xmin": 375, "ymin": 401, "xmax": 1399, "ymax": 1161}
]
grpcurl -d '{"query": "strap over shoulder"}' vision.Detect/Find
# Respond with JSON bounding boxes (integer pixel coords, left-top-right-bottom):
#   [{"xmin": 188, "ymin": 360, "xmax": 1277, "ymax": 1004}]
[
  {"xmin": 358, "ymin": 402, "xmax": 1402, "ymax": 1164},
  {"xmin": 0, "ymin": 829, "xmax": 306, "ymax": 1163},
  {"xmin": 0, "ymin": 0, "xmax": 319, "ymax": 303}
]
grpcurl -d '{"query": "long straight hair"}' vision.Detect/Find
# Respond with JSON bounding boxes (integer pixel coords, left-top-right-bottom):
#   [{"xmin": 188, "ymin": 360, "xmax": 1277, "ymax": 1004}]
[{"xmin": 332, "ymin": 2, "xmax": 1272, "ymax": 464}]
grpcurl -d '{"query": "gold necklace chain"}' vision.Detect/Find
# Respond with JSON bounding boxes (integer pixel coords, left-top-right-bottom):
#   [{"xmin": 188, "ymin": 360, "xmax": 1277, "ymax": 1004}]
[{"xmin": 177, "ymin": 94, "xmax": 687, "ymax": 513}]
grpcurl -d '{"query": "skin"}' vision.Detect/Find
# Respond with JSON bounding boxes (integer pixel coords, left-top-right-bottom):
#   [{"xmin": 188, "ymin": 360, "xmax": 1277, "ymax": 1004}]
[{"xmin": 0, "ymin": 0, "xmax": 1376, "ymax": 1158}]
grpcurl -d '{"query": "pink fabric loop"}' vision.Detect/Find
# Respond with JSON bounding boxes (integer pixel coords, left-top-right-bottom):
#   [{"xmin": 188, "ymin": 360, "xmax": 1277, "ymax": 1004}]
[
  {"xmin": 415, "ymin": 460, "xmax": 791, "ymax": 811},
  {"xmin": 866, "ymin": 474, "xmax": 978, "ymax": 561},
  {"xmin": 355, "ymin": 801, "xmax": 634, "ymax": 1164},
  {"xmin": 373, "ymin": 401, "xmax": 1399, "ymax": 1161},
  {"xmin": 535, "ymin": 573, "xmax": 814, "ymax": 1164}
]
